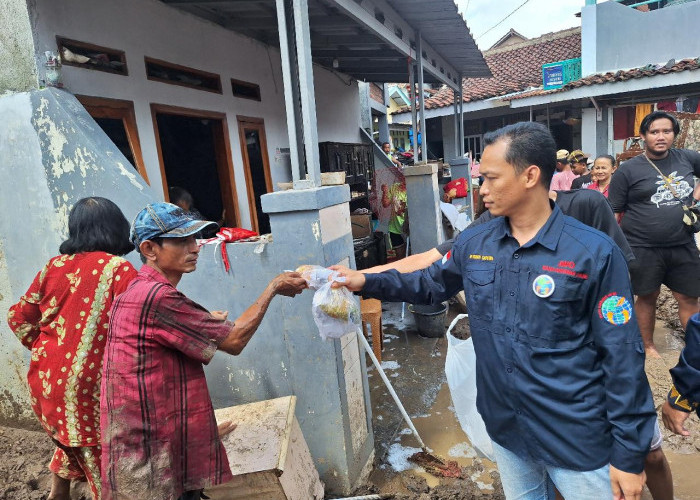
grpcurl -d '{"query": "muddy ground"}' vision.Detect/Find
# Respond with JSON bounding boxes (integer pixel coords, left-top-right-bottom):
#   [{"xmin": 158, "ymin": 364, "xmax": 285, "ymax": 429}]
[{"xmin": 0, "ymin": 292, "xmax": 698, "ymax": 500}]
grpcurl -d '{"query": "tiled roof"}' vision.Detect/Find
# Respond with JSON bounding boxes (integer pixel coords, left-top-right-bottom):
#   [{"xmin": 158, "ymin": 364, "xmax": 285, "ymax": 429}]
[
  {"xmin": 508, "ymin": 57, "xmax": 700, "ymax": 100},
  {"xmin": 398, "ymin": 27, "xmax": 581, "ymax": 112}
]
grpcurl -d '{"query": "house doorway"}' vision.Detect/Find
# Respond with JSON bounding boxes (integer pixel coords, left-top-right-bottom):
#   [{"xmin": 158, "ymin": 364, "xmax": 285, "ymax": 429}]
[
  {"xmin": 237, "ymin": 116, "xmax": 272, "ymax": 234},
  {"xmin": 151, "ymin": 104, "xmax": 239, "ymax": 227}
]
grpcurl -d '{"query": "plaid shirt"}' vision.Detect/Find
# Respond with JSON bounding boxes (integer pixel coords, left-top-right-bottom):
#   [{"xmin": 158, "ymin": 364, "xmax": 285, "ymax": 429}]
[{"xmin": 100, "ymin": 265, "xmax": 233, "ymax": 499}]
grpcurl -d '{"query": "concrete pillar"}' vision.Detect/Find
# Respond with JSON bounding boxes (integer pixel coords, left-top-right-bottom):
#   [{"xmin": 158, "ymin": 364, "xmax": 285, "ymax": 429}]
[
  {"xmin": 255, "ymin": 186, "xmax": 375, "ymax": 494},
  {"xmin": 404, "ymin": 163, "xmax": 443, "ymax": 254},
  {"xmin": 378, "ymin": 113, "xmax": 390, "ymax": 145},
  {"xmin": 358, "ymin": 82, "xmax": 372, "ymax": 133}
]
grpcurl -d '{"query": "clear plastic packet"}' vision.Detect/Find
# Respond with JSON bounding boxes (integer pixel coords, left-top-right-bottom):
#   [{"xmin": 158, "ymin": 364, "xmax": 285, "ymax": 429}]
[
  {"xmin": 312, "ymin": 281, "xmax": 361, "ymax": 340},
  {"xmin": 295, "ymin": 265, "xmax": 339, "ymax": 290}
]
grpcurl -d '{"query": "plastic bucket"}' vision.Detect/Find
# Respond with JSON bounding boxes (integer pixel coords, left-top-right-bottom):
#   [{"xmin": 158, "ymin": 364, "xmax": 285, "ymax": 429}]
[{"xmin": 409, "ymin": 302, "xmax": 448, "ymax": 338}]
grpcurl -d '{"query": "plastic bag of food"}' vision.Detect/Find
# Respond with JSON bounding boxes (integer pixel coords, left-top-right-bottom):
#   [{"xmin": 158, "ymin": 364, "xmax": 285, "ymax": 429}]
[
  {"xmin": 312, "ymin": 281, "xmax": 361, "ymax": 340},
  {"xmin": 295, "ymin": 265, "xmax": 336, "ymax": 290}
]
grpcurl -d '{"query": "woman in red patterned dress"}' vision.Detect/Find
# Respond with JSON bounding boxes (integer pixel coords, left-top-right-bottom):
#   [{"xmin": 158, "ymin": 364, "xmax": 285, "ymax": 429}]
[{"xmin": 7, "ymin": 197, "xmax": 138, "ymax": 499}]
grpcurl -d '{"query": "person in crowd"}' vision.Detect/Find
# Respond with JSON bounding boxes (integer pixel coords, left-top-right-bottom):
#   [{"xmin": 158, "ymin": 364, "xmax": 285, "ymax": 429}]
[
  {"xmin": 169, "ymin": 186, "xmax": 224, "ymax": 238},
  {"xmin": 381, "ymin": 180, "xmax": 408, "ymax": 249},
  {"xmin": 555, "ymin": 149, "xmax": 569, "ymax": 172},
  {"xmin": 550, "ymin": 149, "xmax": 587, "ymax": 190},
  {"xmin": 382, "ymin": 141, "xmax": 403, "ymax": 168},
  {"xmin": 100, "ymin": 202, "xmax": 307, "ymax": 500},
  {"xmin": 569, "ymin": 150, "xmax": 591, "ymax": 178},
  {"xmin": 586, "ymin": 154, "xmax": 617, "ymax": 198},
  {"xmin": 7, "ymin": 197, "xmax": 138, "ymax": 500},
  {"xmin": 609, "ymin": 111, "xmax": 700, "ymax": 358},
  {"xmin": 662, "ymin": 313, "xmax": 700, "ymax": 436},
  {"xmin": 333, "ymin": 122, "xmax": 655, "ymax": 500},
  {"xmin": 572, "ymin": 156, "xmax": 595, "ymax": 189}
]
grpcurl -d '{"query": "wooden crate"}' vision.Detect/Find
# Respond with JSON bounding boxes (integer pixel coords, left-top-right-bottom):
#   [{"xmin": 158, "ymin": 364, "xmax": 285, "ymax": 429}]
[{"xmin": 205, "ymin": 396, "xmax": 324, "ymax": 500}]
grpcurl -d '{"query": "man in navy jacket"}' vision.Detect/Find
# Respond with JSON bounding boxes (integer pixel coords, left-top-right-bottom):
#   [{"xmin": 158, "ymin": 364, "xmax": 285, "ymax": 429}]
[{"xmin": 334, "ymin": 122, "xmax": 655, "ymax": 500}]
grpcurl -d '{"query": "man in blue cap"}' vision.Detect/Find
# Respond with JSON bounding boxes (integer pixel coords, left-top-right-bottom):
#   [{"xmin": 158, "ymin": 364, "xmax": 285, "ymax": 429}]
[{"xmin": 100, "ymin": 203, "xmax": 307, "ymax": 500}]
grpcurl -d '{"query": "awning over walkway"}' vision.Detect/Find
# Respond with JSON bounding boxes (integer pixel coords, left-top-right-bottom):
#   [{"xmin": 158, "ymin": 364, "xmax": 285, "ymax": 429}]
[{"xmin": 160, "ymin": 0, "xmax": 490, "ymax": 88}]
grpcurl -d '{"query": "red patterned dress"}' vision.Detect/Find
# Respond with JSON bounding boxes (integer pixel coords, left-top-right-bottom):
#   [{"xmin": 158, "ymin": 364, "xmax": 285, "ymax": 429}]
[{"xmin": 7, "ymin": 252, "xmax": 137, "ymax": 498}]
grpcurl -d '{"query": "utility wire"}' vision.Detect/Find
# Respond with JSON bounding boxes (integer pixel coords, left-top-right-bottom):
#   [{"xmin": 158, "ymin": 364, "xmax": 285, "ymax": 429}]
[{"xmin": 475, "ymin": 0, "xmax": 533, "ymax": 40}]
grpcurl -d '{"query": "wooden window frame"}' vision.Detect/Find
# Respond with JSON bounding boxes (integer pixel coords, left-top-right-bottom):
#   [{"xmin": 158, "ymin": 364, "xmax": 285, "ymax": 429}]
[
  {"xmin": 56, "ymin": 36, "xmax": 128, "ymax": 76},
  {"xmin": 231, "ymin": 78, "xmax": 261, "ymax": 102},
  {"xmin": 145, "ymin": 57, "xmax": 222, "ymax": 94},
  {"xmin": 76, "ymin": 95, "xmax": 148, "ymax": 183},
  {"xmin": 236, "ymin": 116, "xmax": 273, "ymax": 234},
  {"xmin": 150, "ymin": 103, "xmax": 241, "ymax": 227}
]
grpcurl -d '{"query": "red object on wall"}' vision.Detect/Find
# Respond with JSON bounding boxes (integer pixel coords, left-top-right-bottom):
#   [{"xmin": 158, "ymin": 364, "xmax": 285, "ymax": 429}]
[{"xmin": 613, "ymin": 107, "xmax": 636, "ymax": 140}]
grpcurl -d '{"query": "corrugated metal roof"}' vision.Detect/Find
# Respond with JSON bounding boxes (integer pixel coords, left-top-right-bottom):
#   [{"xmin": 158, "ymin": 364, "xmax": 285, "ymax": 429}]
[
  {"xmin": 384, "ymin": 0, "xmax": 490, "ymax": 78},
  {"xmin": 160, "ymin": 0, "xmax": 489, "ymax": 85}
]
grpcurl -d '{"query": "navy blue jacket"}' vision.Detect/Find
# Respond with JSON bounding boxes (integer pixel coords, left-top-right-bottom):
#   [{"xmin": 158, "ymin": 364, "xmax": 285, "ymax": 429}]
[
  {"xmin": 363, "ymin": 204, "xmax": 655, "ymax": 473},
  {"xmin": 669, "ymin": 313, "xmax": 700, "ymax": 415}
]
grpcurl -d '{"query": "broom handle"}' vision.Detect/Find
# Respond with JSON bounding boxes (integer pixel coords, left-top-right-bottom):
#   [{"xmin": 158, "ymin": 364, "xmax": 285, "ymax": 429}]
[{"xmin": 356, "ymin": 331, "xmax": 427, "ymax": 450}]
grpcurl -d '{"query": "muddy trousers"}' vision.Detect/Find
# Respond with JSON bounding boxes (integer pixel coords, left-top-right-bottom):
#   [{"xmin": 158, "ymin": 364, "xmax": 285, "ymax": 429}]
[
  {"xmin": 491, "ymin": 441, "xmax": 612, "ymax": 500},
  {"xmin": 50, "ymin": 444, "xmax": 102, "ymax": 499}
]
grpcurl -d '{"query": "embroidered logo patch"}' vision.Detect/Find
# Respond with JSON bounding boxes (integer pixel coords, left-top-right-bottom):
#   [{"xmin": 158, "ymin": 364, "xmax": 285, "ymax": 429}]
[
  {"xmin": 532, "ymin": 275, "xmax": 555, "ymax": 298},
  {"xmin": 599, "ymin": 295, "xmax": 633, "ymax": 325}
]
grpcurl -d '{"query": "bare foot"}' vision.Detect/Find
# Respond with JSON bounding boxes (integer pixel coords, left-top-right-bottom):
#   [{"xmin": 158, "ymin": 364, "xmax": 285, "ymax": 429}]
[
  {"xmin": 645, "ymin": 345, "xmax": 661, "ymax": 359},
  {"xmin": 217, "ymin": 420, "xmax": 237, "ymax": 437},
  {"xmin": 48, "ymin": 473, "xmax": 70, "ymax": 500}
]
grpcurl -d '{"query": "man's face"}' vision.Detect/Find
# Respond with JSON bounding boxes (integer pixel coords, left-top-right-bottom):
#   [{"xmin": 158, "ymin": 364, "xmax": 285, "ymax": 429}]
[
  {"xmin": 642, "ymin": 118, "xmax": 675, "ymax": 156},
  {"xmin": 151, "ymin": 235, "xmax": 200, "ymax": 275},
  {"xmin": 479, "ymin": 140, "xmax": 529, "ymax": 217},
  {"xmin": 555, "ymin": 160, "xmax": 566, "ymax": 172},
  {"xmin": 382, "ymin": 143, "xmax": 391, "ymax": 154},
  {"xmin": 572, "ymin": 161, "xmax": 588, "ymax": 176}
]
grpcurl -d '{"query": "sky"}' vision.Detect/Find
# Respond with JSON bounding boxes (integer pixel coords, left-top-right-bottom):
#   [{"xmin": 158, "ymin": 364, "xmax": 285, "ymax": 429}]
[{"xmin": 455, "ymin": 0, "xmax": 585, "ymax": 51}]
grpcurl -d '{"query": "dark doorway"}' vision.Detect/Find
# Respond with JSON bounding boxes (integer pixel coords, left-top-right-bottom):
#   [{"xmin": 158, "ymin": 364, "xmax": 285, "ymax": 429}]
[
  {"xmin": 550, "ymin": 122, "xmax": 574, "ymax": 152},
  {"xmin": 237, "ymin": 117, "xmax": 272, "ymax": 234},
  {"xmin": 77, "ymin": 96, "xmax": 148, "ymax": 182},
  {"xmin": 151, "ymin": 105, "xmax": 240, "ymax": 227}
]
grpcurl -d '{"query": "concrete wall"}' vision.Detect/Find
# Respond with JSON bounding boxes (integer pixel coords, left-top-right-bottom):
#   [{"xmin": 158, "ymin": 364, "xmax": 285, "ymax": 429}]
[
  {"xmin": 0, "ymin": 87, "xmax": 371, "ymax": 494},
  {"xmin": 582, "ymin": 1, "xmax": 700, "ymax": 75},
  {"xmin": 0, "ymin": 0, "xmax": 39, "ymax": 93},
  {"xmin": 23, "ymin": 0, "xmax": 360, "ymax": 228}
]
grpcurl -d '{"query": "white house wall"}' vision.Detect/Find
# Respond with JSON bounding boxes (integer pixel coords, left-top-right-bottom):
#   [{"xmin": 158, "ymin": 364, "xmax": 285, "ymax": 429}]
[{"xmin": 30, "ymin": 0, "xmax": 361, "ymax": 229}]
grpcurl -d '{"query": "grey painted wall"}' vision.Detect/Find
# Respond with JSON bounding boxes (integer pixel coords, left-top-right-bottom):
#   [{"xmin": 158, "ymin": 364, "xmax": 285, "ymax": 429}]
[
  {"xmin": 583, "ymin": 1, "xmax": 700, "ymax": 75},
  {"xmin": 0, "ymin": 0, "xmax": 39, "ymax": 93},
  {"xmin": 0, "ymin": 88, "xmax": 373, "ymax": 494}
]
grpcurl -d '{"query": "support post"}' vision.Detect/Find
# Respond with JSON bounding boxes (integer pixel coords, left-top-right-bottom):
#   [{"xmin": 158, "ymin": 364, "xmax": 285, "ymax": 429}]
[
  {"xmin": 275, "ymin": 0, "xmax": 305, "ymax": 184},
  {"xmin": 417, "ymin": 33, "xmax": 427, "ymax": 163},
  {"xmin": 276, "ymin": 0, "xmax": 321, "ymax": 188},
  {"xmin": 457, "ymin": 76, "xmax": 464, "ymax": 156},
  {"xmin": 409, "ymin": 62, "xmax": 418, "ymax": 164},
  {"xmin": 293, "ymin": 0, "xmax": 321, "ymax": 187},
  {"xmin": 453, "ymin": 98, "xmax": 460, "ymax": 159}
]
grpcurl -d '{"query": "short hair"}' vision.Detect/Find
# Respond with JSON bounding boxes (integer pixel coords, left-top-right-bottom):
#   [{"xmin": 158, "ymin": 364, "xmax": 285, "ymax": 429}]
[
  {"xmin": 59, "ymin": 197, "xmax": 134, "ymax": 256},
  {"xmin": 138, "ymin": 236, "xmax": 163, "ymax": 263},
  {"xmin": 169, "ymin": 186, "xmax": 194, "ymax": 208},
  {"xmin": 483, "ymin": 122, "xmax": 557, "ymax": 188},
  {"xmin": 557, "ymin": 158, "xmax": 569, "ymax": 165},
  {"xmin": 594, "ymin": 154, "xmax": 616, "ymax": 168},
  {"xmin": 381, "ymin": 142, "xmax": 391, "ymax": 148},
  {"xmin": 639, "ymin": 111, "xmax": 680, "ymax": 136}
]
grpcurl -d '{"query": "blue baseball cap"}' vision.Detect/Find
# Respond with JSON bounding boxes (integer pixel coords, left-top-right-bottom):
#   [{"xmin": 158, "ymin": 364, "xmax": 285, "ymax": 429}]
[{"xmin": 130, "ymin": 202, "xmax": 217, "ymax": 247}]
